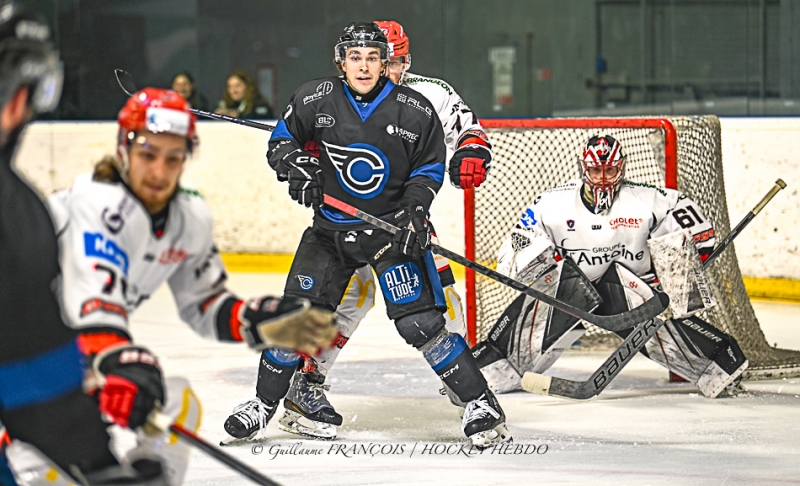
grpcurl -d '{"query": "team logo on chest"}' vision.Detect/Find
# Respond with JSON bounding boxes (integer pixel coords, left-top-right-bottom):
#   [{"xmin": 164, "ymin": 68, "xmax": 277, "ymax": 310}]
[{"xmin": 323, "ymin": 141, "xmax": 390, "ymax": 199}]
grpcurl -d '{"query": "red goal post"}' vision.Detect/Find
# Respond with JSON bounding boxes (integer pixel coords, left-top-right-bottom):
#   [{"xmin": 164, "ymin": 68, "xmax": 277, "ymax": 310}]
[{"xmin": 462, "ymin": 116, "xmax": 800, "ymax": 378}]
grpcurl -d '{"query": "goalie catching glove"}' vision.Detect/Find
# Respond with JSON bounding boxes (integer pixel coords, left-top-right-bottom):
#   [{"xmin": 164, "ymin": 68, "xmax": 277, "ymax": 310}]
[{"xmin": 238, "ymin": 296, "xmax": 338, "ymax": 356}]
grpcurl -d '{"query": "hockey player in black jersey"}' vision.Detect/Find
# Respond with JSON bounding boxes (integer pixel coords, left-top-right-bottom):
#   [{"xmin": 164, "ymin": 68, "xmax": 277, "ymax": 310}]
[
  {"xmin": 223, "ymin": 22, "xmax": 511, "ymax": 448},
  {"xmin": 0, "ymin": 3, "xmax": 166, "ymax": 484}
]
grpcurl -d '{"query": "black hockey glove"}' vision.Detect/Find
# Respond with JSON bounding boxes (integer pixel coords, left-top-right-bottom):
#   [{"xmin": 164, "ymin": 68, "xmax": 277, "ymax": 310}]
[
  {"xmin": 391, "ymin": 200, "xmax": 431, "ymax": 258},
  {"xmin": 238, "ymin": 296, "xmax": 338, "ymax": 356},
  {"xmin": 94, "ymin": 344, "xmax": 165, "ymax": 430},
  {"xmin": 449, "ymin": 144, "xmax": 492, "ymax": 190},
  {"xmin": 286, "ymin": 152, "xmax": 324, "ymax": 208}
]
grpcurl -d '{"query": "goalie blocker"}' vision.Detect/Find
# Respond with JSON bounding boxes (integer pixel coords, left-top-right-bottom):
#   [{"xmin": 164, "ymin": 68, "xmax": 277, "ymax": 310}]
[{"xmin": 474, "ymin": 245, "xmax": 747, "ymax": 399}]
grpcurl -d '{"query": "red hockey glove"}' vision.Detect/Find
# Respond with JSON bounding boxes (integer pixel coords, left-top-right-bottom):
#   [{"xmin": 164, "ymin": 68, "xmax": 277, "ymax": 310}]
[
  {"xmin": 95, "ymin": 344, "xmax": 165, "ymax": 429},
  {"xmin": 449, "ymin": 144, "xmax": 492, "ymax": 190}
]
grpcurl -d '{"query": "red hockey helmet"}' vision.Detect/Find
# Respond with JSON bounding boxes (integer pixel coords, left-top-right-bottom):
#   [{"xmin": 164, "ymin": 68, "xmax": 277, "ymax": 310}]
[
  {"xmin": 374, "ymin": 20, "xmax": 411, "ymax": 83},
  {"xmin": 374, "ymin": 20, "xmax": 409, "ymax": 58},
  {"xmin": 116, "ymin": 87, "xmax": 197, "ymax": 175},
  {"xmin": 580, "ymin": 135, "xmax": 626, "ymax": 213}
]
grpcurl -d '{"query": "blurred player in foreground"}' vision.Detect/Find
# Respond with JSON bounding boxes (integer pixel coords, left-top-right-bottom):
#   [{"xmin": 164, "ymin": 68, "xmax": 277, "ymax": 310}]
[
  {"xmin": 227, "ymin": 19, "xmax": 496, "ymax": 441},
  {"xmin": 473, "ymin": 135, "xmax": 747, "ymax": 398},
  {"xmin": 8, "ymin": 87, "xmax": 337, "ymax": 486},
  {"xmin": 0, "ymin": 3, "xmax": 152, "ymax": 485},
  {"xmin": 224, "ymin": 22, "xmax": 510, "ymax": 449}
]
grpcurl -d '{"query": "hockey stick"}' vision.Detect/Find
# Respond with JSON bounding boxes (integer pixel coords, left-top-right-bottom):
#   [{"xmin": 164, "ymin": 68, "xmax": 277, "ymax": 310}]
[
  {"xmin": 147, "ymin": 412, "xmax": 281, "ymax": 486},
  {"xmin": 521, "ymin": 318, "xmax": 664, "ymax": 400},
  {"xmin": 322, "ymin": 194, "xmax": 668, "ymax": 332},
  {"xmin": 703, "ymin": 178, "xmax": 786, "ymax": 267},
  {"xmin": 114, "ymin": 70, "xmax": 275, "ymax": 132},
  {"xmin": 520, "ymin": 179, "xmax": 788, "ymax": 400}
]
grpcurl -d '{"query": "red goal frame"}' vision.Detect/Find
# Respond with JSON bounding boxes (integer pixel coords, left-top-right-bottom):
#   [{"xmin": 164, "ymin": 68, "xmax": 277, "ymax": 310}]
[{"xmin": 464, "ymin": 118, "xmax": 679, "ymax": 346}]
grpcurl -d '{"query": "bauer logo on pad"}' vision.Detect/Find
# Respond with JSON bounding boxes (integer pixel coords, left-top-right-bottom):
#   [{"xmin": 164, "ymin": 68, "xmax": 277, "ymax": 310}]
[{"xmin": 380, "ymin": 262, "xmax": 422, "ymax": 304}]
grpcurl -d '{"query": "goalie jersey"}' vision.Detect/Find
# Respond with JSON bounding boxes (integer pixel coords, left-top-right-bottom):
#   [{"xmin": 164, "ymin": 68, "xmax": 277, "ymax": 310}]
[
  {"xmin": 498, "ymin": 179, "xmax": 715, "ymax": 282},
  {"xmin": 48, "ymin": 175, "xmax": 232, "ymax": 340}
]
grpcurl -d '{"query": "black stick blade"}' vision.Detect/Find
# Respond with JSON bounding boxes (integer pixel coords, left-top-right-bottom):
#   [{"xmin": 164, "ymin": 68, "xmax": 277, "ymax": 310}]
[
  {"xmin": 521, "ymin": 317, "xmax": 665, "ymax": 400},
  {"xmin": 114, "ymin": 69, "xmax": 138, "ymax": 96}
]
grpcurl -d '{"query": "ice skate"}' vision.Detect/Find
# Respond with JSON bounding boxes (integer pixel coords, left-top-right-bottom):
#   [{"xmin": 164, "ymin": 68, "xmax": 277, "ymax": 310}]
[
  {"xmin": 462, "ymin": 389, "xmax": 511, "ymax": 449},
  {"xmin": 278, "ymin": 372, "xmax": 342, "ymax": 439},
  {"xmin": 220, "ymin": 396, "xmax": 278, "ymax": 445}
]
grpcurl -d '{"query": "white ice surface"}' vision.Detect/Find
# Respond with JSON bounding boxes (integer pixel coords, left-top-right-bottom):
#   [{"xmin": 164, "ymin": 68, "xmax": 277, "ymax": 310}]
[{"xmin": 130, "ymin": 273, "xmax": 800, "ymax": 486}]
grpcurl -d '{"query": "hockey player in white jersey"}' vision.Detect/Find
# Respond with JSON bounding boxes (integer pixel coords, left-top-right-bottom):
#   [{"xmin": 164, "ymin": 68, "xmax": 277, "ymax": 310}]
[
  {"xmin": 224, "ymin": 20, "xmax": 495, "ymax": 442},
  {"xmin": 472, "ymin": 135, "xmax": 748, "ymax": 399},
  {"xmin": 22, "ymin": 88, "xmax": 337, "ymax": 486}
]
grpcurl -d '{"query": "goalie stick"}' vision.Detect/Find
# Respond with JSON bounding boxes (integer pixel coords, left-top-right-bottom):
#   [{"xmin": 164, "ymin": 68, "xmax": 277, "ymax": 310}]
[
  {"xmin": 322, "ymin": 194, "xmax": 668, "ymax": 332},
  {"xmin": 521, "ymin": 179, "xmax": 788, "ymax": 400},
  {"xmin": 114, "ymin": 69, "xmax": 275, "ymax": 132}
]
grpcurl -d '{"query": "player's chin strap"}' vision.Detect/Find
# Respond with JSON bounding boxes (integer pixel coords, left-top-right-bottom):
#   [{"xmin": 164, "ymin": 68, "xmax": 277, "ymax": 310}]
[
  {"xmin": 521, "ymin": 179, "xmax": 788, "ymax": 400},
  {"xmin": 322, "ymin": 194, "xmax": 669, "ymax": 332}
]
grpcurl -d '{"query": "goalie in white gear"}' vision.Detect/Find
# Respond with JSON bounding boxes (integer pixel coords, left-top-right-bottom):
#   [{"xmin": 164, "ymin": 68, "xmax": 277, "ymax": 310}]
[
  {"xmin": 472, "ymin": 135, "xmax": 748, "ymax": 399},
  {"xmin": 225, "ymin": 20, "xmax": 497, "ymax": 442},
  {"xmin": 6, "ymin": 88, "xmax": 338, "ymax": 486}
]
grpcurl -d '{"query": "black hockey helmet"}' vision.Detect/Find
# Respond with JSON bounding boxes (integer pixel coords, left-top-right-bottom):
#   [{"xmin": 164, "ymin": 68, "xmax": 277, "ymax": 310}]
[
  {"xmin": 0, "ymin": 2, "xmax": 63, "ymax": 114},
  {"xmin": 334, "ymin": 22, "xmax": 391, "ymax": 64}
]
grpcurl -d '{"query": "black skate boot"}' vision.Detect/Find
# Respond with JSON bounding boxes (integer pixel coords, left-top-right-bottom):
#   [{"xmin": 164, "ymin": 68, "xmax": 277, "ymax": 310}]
[
  {"xmin": 462, "ymin": 389, "xmax": 512, "ymax": 449},
  {"xmin": 221, "ymin": 396, "xmax": 278, "ymax": 445},
  {"xmin": 278, "ymin": 372, "xmax": 343, "ymax": 439}
]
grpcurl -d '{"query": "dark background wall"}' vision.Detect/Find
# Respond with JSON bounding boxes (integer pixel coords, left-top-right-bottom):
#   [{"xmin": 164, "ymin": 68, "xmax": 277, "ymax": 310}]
[{"xmin": 18, "ymin": 0, "xmax": 800, "ymax": 119}]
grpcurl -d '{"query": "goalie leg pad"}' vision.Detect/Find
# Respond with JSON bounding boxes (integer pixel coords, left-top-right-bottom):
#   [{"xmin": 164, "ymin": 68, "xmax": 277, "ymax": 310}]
[
  {"xmin": 472, "ymin": 258, "xmax": 599, "ymax": 393},
  {"xmin": 256, "ymin": 349, "xmax": 300, "ymax": 402},
  {"xmin": 594, "ymin": 262, "xmax": 654, "ymax": 317},
  {"xmin": 661, "ymin": 316, "xmax": 748, "ymax": 398}
]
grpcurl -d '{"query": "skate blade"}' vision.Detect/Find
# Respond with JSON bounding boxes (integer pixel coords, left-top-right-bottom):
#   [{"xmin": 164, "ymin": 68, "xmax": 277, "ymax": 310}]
[
  {"xmin": 219, "ymin": 432, "xmax": 271, "ymax": 447},
  {"xmin": 468, "ymin": 423, "xmax": 512, "ymax": 450},
  {"xmin": 277, "ymin": 410, "xmax": 337, "ymax": 440}
]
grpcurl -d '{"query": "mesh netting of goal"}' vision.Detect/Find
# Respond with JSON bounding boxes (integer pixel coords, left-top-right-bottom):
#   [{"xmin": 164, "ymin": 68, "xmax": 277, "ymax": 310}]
[{"xmin": 465, "ymin": 116, "xmax": 800, "ymax": 379}]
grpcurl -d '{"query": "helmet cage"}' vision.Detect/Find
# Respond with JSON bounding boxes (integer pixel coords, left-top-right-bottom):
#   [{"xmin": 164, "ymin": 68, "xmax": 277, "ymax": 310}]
[{"xmin": 580, "ymin": 135, "xmax": 626, "ymax": 213}]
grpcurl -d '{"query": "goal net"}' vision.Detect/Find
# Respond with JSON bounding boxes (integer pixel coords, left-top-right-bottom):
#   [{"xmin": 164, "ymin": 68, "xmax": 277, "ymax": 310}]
[{"xmin": 465, "ymin": 116, "xmax": 800, "ymax": 379}]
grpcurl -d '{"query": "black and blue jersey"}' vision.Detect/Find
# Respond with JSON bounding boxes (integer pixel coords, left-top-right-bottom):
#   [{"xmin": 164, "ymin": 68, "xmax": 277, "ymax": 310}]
[{"xmin": 268, "ymin": 76, "xmax": 446, "ymax": 230}]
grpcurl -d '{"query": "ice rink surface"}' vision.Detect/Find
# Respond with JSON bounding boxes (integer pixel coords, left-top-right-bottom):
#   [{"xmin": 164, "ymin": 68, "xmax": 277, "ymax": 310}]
[{"xmin": 131, "ymin": 273, "xmax": 800, "ymax": 486}]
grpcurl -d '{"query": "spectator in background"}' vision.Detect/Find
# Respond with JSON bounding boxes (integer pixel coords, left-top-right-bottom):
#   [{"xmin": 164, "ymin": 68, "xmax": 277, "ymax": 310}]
[
  {"xmin": 171, "ymin": 71, "xmax": 209, "ymax": 111},
  {"xmin": 215, "ymin": 69, "xmax": 275, "ymax": 119}
]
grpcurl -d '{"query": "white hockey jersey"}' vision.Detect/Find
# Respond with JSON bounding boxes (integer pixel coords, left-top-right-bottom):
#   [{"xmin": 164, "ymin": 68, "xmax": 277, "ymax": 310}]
[
  {"xmin": 402, "ymin": 72, "xmax": 488, "ymax": 153},
  {"xmin": 498, "ymin": 179, "xmax": 715, "ymax": 282},
  {"xmin": 48, "ymin": 175, "xmax": 232, "ymax": 340}
]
